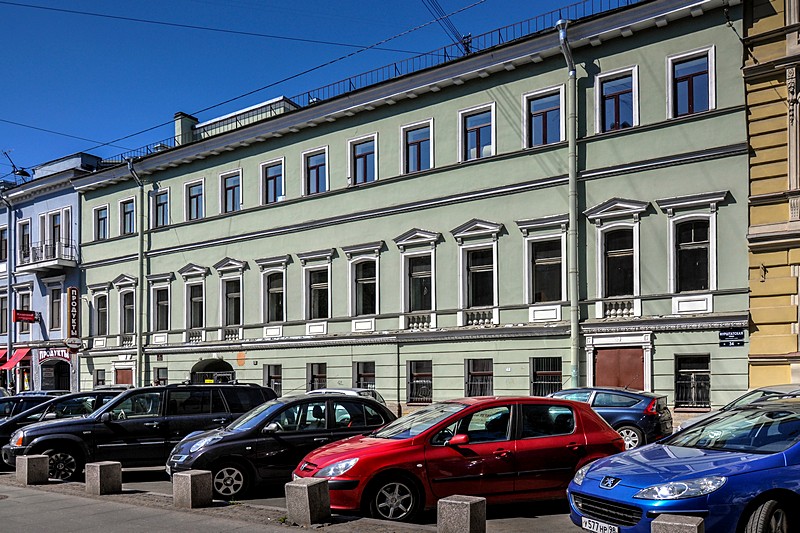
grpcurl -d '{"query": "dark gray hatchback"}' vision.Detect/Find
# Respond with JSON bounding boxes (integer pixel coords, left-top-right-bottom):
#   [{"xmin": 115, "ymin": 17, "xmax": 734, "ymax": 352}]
[{"xmin": 2, "ymin": 383, "xmax": 276, "ymax": 480}]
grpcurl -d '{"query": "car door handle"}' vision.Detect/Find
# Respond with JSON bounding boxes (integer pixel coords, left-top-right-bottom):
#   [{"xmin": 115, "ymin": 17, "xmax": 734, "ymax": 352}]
[
  {"xmin": 313, "ymin": 438, "xmax": 329, "ymax": 443},
  {"xmin": 566, "ymin": 442, "xmax": 584, "ymax": 452},
  {"xmin": 494, "ymin": 450, "xmax": 512, "ymax": 459},
  {"xmin": 144, "ymin": 422, "xmax": 160, "ymax": 428},
  {"xmin": 212, "ymin": 418, "xmax": 228, "ymax": 424}
]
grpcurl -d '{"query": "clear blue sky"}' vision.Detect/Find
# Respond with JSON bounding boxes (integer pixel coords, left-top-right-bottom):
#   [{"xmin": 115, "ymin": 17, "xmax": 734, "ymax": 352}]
[{"xmin": 1, "ymin": 0, "xmax": 579, "ymax": 175}]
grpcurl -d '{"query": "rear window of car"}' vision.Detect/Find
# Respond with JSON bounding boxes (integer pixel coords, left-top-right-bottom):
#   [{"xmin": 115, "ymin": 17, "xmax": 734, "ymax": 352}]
[
  {"xmin": 521, "ymin": 404, "xmax": 575, "ymax": 438},
  {"xmin": 167, "ymin": 389, "xmax": 226, "ymax": 415},
  {"xmin": 593, "ymin": 393, "xmax": 639, "ymax": 408},
  {"xmin": 553, "ymin": 391, "xmax": 591, "ymax": 403},
  {"xmin": 332, "ymin": 400, "xmax": 389, "ymax": 429},
  {"xmin": 221, "ymin": 388, "xmax": 267, "ymax": 413}
]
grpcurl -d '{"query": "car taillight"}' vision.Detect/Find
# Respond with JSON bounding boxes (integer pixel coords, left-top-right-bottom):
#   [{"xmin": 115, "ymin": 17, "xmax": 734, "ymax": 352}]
[{"xmin": 644, "ymin": 399, "xmax": 658, "ymax": 416}]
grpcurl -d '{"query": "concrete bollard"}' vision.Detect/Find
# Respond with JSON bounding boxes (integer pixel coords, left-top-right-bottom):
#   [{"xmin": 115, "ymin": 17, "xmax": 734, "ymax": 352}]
[
  {"xmin": 16, "ymin": 455, "xmax": 49, "ymax": 485},
  {"xmin": 437, "ymin": 495, "xmax": 486, "ymax": 533},
  {"xmin": 173, "ymin": 470, "xmax": 213, "ymax": 509},
  {"xmin": 652, "ymin": 514, "xmax": 705, "ymax": 533},
  {"xmin": 285, "ymin": 478, "xmax": 331, "ymax": 526},
  {"xmin": 85, "ymin": 461, "xmax": 122, "ymax": 495}
]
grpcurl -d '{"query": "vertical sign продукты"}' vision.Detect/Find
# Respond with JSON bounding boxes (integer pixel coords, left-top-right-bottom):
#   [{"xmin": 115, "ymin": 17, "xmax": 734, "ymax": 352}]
[{"xmin": 66, "ymin": 286, "xmax": 81, "ymax": 353}]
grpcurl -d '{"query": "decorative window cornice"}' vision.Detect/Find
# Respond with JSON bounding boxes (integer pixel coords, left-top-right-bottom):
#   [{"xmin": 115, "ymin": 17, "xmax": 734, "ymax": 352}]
[
  {"xmin": 393, "ymin": 228, "xmax": 441, "ymax": 251},
  {"xmin": 178, "ymin": 263, "xmax": 210, "ymax": 280},
  {"xmin": 655, "ymin": 190, "xmax": 728, "ymax": 217},
  {"xmin": 255, "ymin": 255, "xmax": 291, "ymax": 271},
  {"xmin": 297, "ymin": 248, "xmax": 335, "ymax": 266},
  {"xmin": 342, "ymin": 241, "xmax": 384, "ymax": 259},
  {"xmin": 584, "ymin": 198, "xmax": 649, "ymax": 226},
  {"xmin": 12, "ymin": 281, "xmax": 33, "ymax": 292},
  {"xmin": 88, "ymin": 282, "xmax": 111, "ymax": 294},
  {"xmin": 450, "ymin": 218, "xmax": 503, "ymax": 244},
  {"xmin": 516, "ymin": 214, "xmax": 569, "ymax": 236},
  {"xmin": 146, "ymin": 272, "xmax": 175, "ymax": 284},
  {"xmin": 112, "ymin": 274, "xmax": 137, "ymax": 289},
  {"xmin": 213, "ymin": 257, "xmax": 248, "ymax": 274}
]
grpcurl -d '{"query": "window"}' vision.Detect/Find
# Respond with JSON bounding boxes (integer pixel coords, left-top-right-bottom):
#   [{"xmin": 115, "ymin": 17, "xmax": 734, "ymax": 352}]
[
  {"xmin": 675, "ymin": 354, "xmax": 710, "ymax": 408},
  {"xmin": 154, "ymin": 367, "xmax": 168, "ymax": 385},
  {"xmin": 530, "ymin": 357, "xmax": 562, "ymax": 396},
  {"xmin": 19, "ymin": 221, "xmax": 31, "ymax": 262},
  {"xmin": 49, "ymin": 288, "xmax": 61, "ymax": 330},
  {"xmin": 263, "ymin": 162, "xmax": 283, "ymax": 204},
  {"xmin": 188, "ymin": 284, "xmax": 204, "ymax": 329},
  {"xmin": 121, "ymin": 291, "xmax": 135, "ymax": 334},
  {"xmin": 222, "ymin": 172, "xmax": 241, "ymax": 213},
  {"xmin": 265, "ymin": 272, "xmax": 284, "ymax": 323},
  {"xmin": 121, "ymin": 200, "xmax": 135, "ymax": 236},
  {"xmin": 94, "ymin": 207, "xmax": 108, "ymax": 241},
  {"xmin": 223, "ymin": 278, "xmax": 241, "ymax": 327},
  {"xmin": 408, "ymin": 360, "xmax": 432, "ymax": 403},
  {"xmin": 354, "ymin": 260, "xmax": 376, "ymax": 316},
  {"xmin": 354, "ymin": 361, "xmax": 376, "ymax": 390},
  {"xmin": 676, "ymin": 220, "xmax": 709, "ymax": 292},
  {"xmin": 0, "ymin": 227, "xmax": 7, "ymax": 262},
  {"xmin": 112, "ymin": 391, "xmax": 162, "ymax": 419},
  {"xmin": 186, "ymin": 182, "xmax": 204, "ymax": 221},
  {"xmin": 462, "ymin": 108, "xmax": 493, "ymax": 161},
  {"xmin": 154, "ymin": 287, "xmax": 169, "ymax": 331},
  {"xmin": 307, "ymin": 362, "xmax": 327, "ymax": 391},
  {"xmin": 526, "ymin": 90, "xmax": 562, "ymax": 146},
  {"xmin": 467, "ymin": 248, "xmax": 494, "ymax": 308},
  {"xmin": 94, "ymin": 369, "xmax": 106, "ymax": 387},
  {"xmin": 403, "ymin": 122, "xmax": 431, "ymax": 173},
  {"xmin": 434, "ymin": 405, "xmax": 510, "ymax": 445},
  {"xmin": 531, "ymin": 239, "xmax": 562, "ymax": 303},
  {"xmin": 351, "ymin": 137, "xmax": 376, "ymax": 185},
  {"xmin": 95, "ymin": 294, "xmax": 108, "ymax": 336},
  {"xmin": 407, "ymin": 255, "xmax": 432, "ymax": 312},
  {"xmin": 305, "ymin": 150, "xmax": 327, "ymax": 195},
  {"xmin": 596, "ymin": 68, "xmax": 638, "ymax": 133},
  {"xmin": 18, "ymin": 292, "xmax": 30, "ymax": 334},
  {"xmin": 277, "ymin": 400, "xmax": 327, "ymax": 431},
  {"xmin": 520, "ymin": 404, "xmax": 574, "ymax": 438},
  {"xmin": 308, "ymin": 268, "xmax": 329, "ymax": 319},
  {"xmin": 604, "ymin": 229, "xmax": 634, "ymax": 297},
  {"xmin": 465, "ymin": 358, "xmax": 493, "ymax": 396},
  {"xmin": 264, "ymin": 364, "xmax": 282, "ymax": 396},
  {"xmin": 0, "ymin": 296, "xmax": 7, "ymax": 334},
  {"xmin": 668, "ymin": 48, "xmax": 714, "ymax": 118},
  {"xmin": 153, "ymin": 191, "xmax": 169, "ymax": 228}
]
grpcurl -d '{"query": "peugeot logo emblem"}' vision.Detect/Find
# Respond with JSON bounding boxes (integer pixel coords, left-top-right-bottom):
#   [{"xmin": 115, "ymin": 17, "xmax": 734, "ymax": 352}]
[{"xmin": 600, "ymin": 476, "xmax": 621, "ymax": 489}]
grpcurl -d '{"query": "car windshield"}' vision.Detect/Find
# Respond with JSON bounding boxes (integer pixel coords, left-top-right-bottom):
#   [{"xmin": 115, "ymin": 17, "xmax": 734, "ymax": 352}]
[
  {"xmin": 724, "ymin": 389, "xmax": 787, "ymax": 410},
  {"xmin": 372, "ymin": 402, "xmax": 466, "ymax": 440},
  {"xmin": 227, "ymin": 399, "xmax": 284, "ymax": 431},
  {"xmin": 664, "ymin": 407, "xmax": 800, "ymax": 454}
]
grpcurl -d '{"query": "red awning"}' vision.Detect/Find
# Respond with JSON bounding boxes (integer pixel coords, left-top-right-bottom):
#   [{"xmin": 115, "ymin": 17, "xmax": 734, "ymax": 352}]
[{"xmin": 0, "ymin": 348, "xmax": 30, "ymax": 370}]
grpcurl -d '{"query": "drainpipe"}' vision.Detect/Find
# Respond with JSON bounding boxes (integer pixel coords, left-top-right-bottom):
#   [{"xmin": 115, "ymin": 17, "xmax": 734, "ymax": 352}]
[
  {"xmin": 127, "ymin": 159, "xmax": 146, "ymax": 388},
  {"xmin": 557, "ymin": 20, "xmax": 581, "ymax": 387}
]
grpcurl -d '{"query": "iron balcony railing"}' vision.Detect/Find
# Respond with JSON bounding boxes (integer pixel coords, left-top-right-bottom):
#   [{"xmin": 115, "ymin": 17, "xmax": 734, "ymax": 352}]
[
  {"xmin": 18, "ymin": 239, "xmax": 78, "ymax": 266},
  {"xmin": 101, "ymin": 0, "xmax": 642, "ymax": 166}
]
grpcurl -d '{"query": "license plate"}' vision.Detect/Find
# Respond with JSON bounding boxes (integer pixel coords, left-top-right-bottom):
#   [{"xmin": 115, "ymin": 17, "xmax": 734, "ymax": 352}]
[{"xmin": 582, "ymin": 517, "xmax": 619, "ymax": 533}]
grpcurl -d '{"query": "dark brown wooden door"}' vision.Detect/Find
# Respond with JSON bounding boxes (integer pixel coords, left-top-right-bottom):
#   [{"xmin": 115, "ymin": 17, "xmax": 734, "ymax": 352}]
[
  {"xmin": 115, "ymin": 368, "xmax": 133, "ymax": 385},
  {"xmin": 595, "ymin": 348, "xmax": 644, "ymax": 389}
]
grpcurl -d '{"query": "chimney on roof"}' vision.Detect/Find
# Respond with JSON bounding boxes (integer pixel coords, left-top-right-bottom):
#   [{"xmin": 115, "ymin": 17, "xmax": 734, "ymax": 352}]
[{"xmin": 174, "ymin": 112, "xmax": 198, "ymax": 146}]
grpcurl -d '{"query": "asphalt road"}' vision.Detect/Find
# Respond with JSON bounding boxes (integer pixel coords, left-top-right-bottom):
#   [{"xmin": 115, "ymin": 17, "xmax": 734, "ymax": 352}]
[{"xmin": 121, "ymin": 469, "xmax": 582, "ymax": 532}]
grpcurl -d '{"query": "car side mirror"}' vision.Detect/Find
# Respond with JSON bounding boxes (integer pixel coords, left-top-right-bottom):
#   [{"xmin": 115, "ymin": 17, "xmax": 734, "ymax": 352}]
[
  {"xmin": 447, "ymin": 434, "xmax": 470, "ymax": 446},
  {"xmin": 43, "ymin": 412, "xmax": 56, "ymax": 420},
  {"xmin": 263, "ymin": 422, "xmax": 281, "ymax": 433},
  {"xmin": 100, "ymin": 412, "xmax": 112, "ymax": 423}
]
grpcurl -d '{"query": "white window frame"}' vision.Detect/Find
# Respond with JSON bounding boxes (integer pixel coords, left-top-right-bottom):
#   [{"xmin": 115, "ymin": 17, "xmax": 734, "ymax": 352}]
[
  {"xmin": 93, "ymin": 204, "xmax": 109, "ymax": 241},
  {"xmin": 524, "ymin": 232, "xmax": 567, "ymax": 322},
  {"xmin": 219, "ymin": 169, "xmax": 243, "ymax": 214},
  {"xmin": 302, "ymin": 146, "xmax": 329, "ymax": 196},
  {"xmin": 0, "ymin": 224, "xmax": 8, "ymax": 268},
  {"xmin": 348, "ymin": 133, "xmax": 379, "ymax": 186},
  {"xmin": 119, "ymin": 289, "xmax": 136, "ymax": 336},
  {"xmin": 458, "ymin": 242, "xmax": 499, "ymax": 325},
  {"xmin": 150, "ymin": 283, "xmax": 171, "ymax": 333},
  {"xmin": 400, "ymin": 118, "xmax": 434, "ymax": 175},
  {"xmin": 261, "ymin": 268, "xmax": 286, "ymax": 324},
  {"xmin": 150, "ymin": 188, "xmax": 170, "ymax": 229},
  {"xmin": 521, "ymin": 85, "xmax": 565, "ymax": 149},
  {"xmin": 349, "ymin": 256, "xmax": 379, "ymax": 318},
  {"xmin": 595, "ymin": 220, "xmax": 641, "ymax": 318},
  {"xmin": 93, "ymin": 291, "xmax": 109, "ymax": 339},
  {"xmin": 669, "ymin": 212, "xmax": 716, "ymax": 293},
  {"xmin": 184, "ymin": 280, "xmax": 206, "ymax": 341},
  {"xmin": 118, "ymin": 197, "xmax": 136, "ymax": 236},
  {"xmin": 45, "ymin": 278, "xmax": 65, "ymax": 333},
  {"xmin": 594, "ymin": 65, "xmax": 640, "ymax": 134},
  {"xmin": 400, "ymin": 249, "xmax": 436, "ymax": 314},
  {"xmin": 220, "ymin": 273, "xmax": 244, "ymax": 330},
  {"xmin": 17, "ymin": 218, "xmax": 31, "ymax": 264},
  {"xmin": 458, "ymin": 102, "xmax": 496, "ymax": 162},
  {"xmin": 184, "ymin": 178, "xmax": 205, "ymax": 222},
  {"xmin": 666, "ymin": 45, "xmax": 716, "ymax": 119},
  {"xmin": 304, "ymin": 264, "xmax": 331, "ymax": 321},
  {"xmin": 259, "ymin": 157, "xmax": 286, "ymax": 205}
]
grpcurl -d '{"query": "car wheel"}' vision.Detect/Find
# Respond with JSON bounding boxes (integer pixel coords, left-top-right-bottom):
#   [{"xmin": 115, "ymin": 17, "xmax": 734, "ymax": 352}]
[
  {"xmin": 746, "ymin": 499, "xmax": 789, "ymax": 533},
  {"xmin": 617, "ymin": 425, "xmax": 644, "ymax": 450},
  {"xmin": 212, "ymin": 462, "xmax": 251, "ymax": 499},
  {"xmin": 43, "ymin": 448, "xmax": 83, "ymax": 481},
  {"xmin": 368, "ymin": 475, "xmax": 421, "ymax": 522}
]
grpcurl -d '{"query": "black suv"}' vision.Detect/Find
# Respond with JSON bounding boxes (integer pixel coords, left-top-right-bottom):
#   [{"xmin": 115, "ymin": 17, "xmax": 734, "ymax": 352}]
[
  {"xmin": 167, "ymin": 394, "xmax": 396, "ymax": 499},
  {"xmin": 2, "ymin": 383, "xmax": 276, "ymax": 480},
  {"xmin": 0, "ymin": 395, "xmax": 56, "ymax": 418}
]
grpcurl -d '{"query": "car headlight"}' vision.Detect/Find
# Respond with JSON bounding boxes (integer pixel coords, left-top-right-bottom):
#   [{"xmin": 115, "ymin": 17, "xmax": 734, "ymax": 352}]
[
  {"xmin": 634, "ymin": 476, "xmax": 726, "ymax": 500},
  {"xmin": 314, "ymin": 458, "xmax": 359, "ymax": 478},
  {"xmin": 189, "ymin": 436, "xmax": 222, "ymax": 453},
  {"xmin": 572, "ymin": 463, "xmax": 593, "ymax": 486},
  {"xmin": 10, "ymin": 430, "xmax": 24, "ymax": 447}
]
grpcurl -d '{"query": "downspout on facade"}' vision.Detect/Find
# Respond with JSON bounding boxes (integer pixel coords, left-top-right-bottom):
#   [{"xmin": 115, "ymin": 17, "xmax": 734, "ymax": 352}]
[
  {"xmin": 127, "ymin": 159, "xmax": 146, "ymax": 388},
  {"xmin": 556, "ymin": 20, "xmax": 581, "ymax": 387}
]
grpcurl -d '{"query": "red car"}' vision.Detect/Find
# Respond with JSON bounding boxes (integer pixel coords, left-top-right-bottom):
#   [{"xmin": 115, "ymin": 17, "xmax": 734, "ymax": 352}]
[{"xmin": 293, "ymin": 396, "xmax": 624, "ymax": 521}]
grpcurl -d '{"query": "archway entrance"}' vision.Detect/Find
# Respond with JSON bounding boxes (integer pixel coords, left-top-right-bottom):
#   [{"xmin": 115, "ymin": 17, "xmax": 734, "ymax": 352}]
[
  {"xmin": 190, "ymin": 358, "xmax": 235, "ymax": 384},
  {"xmin": 42, "ymin": 360, "xmax": 71, "ymax": 391}
]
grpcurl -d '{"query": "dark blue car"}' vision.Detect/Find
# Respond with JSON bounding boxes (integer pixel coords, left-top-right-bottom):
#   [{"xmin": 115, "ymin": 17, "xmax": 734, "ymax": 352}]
[
  {"xmin": 550, "ymin": 387, "xmax": 672, "ymax": 449},
  {"xmin": 568, "ymin": 397, "xmax": 800, "ymax": 533}
]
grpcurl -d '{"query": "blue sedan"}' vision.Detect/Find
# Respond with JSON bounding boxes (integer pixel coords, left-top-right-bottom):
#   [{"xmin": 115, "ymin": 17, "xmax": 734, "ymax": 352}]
[{"xmin": 567, "ymin": 397, "xmax": 800, "ymax": 533}]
